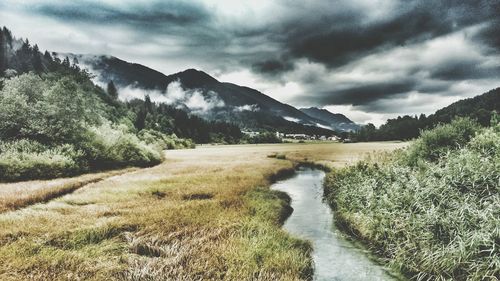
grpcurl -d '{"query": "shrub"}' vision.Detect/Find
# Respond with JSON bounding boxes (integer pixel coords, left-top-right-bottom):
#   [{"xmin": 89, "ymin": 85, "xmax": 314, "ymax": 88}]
[
  {"xmin": 0, "ymin": 123, "xmax": 165, "ymax": 181},
  {"xmin": 0, "ymin": 140, "xmax": 83, "ymax": 181},
  {"xmin": 138, "ymin": 130, "xmax": 195, "ymax": 150},
  {"xmin": 84, "ymin": 123, "xmax": 162, "ymax": 169},
  {"xmin": 404, "ymin": 117, "xmax": 479, "ymax": 165}
]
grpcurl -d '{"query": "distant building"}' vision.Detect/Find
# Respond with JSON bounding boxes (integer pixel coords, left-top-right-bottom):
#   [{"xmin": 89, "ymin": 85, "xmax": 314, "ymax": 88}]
[
  {"xmin": 328, "ymin": 135, "xmax": 340, "ymax": 141},
  {"xmin": 285, "ymin": 133, "xmax": 309, "ymax": 140},
  {"xmin": 242, "ymin": 130, "xmax": 260, "ymax": 137}
]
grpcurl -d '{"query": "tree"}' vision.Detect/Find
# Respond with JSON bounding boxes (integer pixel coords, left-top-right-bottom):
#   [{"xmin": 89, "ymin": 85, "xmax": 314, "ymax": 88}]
[
  {"xmin": 43, "ymin": 51, "xmax": 53, "ymax": 61},
  {"xmin": 0, "ymin": 29, "xmax": 5, "ymax": 74},
  {"xmin": 2, "ymin": 27, "xmax": 13, "ymax": 47},
  {"xmin": 32, "ymin": 45, "xmax": 43, "ymax": 73},
  {"xmin": 134, "ymin": 106, "xmax": 147, "ymax": 131},
  {"xmin": 62, "ymin": 56, "xmax": 71, "ymax": 68},
  {"xmin": 144, "ymin": 95, "xmax": 153, "ymax": 113},
  {"xmin": 0, "ymin": 73, "xmax": 101, "ymax": 143},
  {"xmin": 107, "ymin": 80, "xmax": 118, "ymax": 99},
  {"xmin": 72, "ymin": 57, "xmax": 80, "ymax": 72}
]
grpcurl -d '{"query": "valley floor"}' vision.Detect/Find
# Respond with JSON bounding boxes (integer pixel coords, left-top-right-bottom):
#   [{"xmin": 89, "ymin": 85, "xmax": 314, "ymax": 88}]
[{"xmin": 0, "ymin": 142, "xmax": 405, "ymax": 280}]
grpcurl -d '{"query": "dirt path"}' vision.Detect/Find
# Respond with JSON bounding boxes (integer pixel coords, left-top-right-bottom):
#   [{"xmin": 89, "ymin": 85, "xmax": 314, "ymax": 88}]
[{"xmin": 0, "ymin": 168, "xmax": 138, "ymax": 213}]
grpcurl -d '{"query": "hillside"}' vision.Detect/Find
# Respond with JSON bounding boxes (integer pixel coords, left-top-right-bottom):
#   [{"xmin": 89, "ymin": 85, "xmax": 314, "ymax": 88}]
[
  {"xmin": 299, "ymin": 107, "xmax": 359, "ymax": 132},
  {"xmin": 0, "ymin": 27, "xmax": 245, "ymax": 182},
  {"xmin": 64, "ymin": 54, "xmax": 340, "ymax": 134},
  {"xmin": 352, "ymin": 87, "xmax": 500, "ymax": 141},
  {"xmin": 428, "ymin": 87, "xmax": 500, "ymax": 126}
]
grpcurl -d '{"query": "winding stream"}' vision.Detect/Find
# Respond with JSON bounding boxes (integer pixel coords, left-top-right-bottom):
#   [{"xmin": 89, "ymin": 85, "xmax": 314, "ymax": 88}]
[{"xmin": 271, "ymin": 167, "xmax": 400, "ymax": 281}]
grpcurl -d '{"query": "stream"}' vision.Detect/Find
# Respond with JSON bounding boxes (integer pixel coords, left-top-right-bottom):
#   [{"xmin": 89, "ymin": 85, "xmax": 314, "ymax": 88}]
[{"xmin": 271, "ymin": 167, "xmax": 400, "ymax": 281}]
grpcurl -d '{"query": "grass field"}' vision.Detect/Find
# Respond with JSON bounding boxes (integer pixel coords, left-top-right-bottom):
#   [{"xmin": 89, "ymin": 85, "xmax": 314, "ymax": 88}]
[{"xmin": 0, "ymin": 142, "xmax": 405, "ymax": 280}]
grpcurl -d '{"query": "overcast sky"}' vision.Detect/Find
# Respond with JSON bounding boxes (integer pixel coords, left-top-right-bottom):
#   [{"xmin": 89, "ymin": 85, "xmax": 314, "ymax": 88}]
[{"xmin": 1, "ymin": 0, "xmax": 499, "ymax": 125}]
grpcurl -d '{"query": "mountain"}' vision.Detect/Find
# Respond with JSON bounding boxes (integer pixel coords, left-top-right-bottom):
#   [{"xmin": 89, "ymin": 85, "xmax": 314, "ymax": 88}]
[
  {"xmin": 299, "ymin": 107, "xmax": 360, "ymax": 132},
  {"xmin": 60, "ymin": 54, "xmax": 341, "ymax": 134},
  {"xmin": 0, "ymin": 27, "xmax": 246, "ymax": 144}
]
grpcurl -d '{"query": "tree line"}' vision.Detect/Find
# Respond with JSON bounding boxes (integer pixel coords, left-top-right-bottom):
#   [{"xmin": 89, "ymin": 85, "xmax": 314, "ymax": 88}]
[{"xmin": 350, "ymin": 88, "xmax": 499, "ymax": 142}]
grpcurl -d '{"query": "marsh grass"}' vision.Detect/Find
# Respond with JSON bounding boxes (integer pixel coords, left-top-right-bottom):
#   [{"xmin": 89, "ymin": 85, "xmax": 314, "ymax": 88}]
[
  {"xmin": 324, "ymin": 121, "xmax": 500, "ymax": 280},
  {"xmin": 0, "ymin": 142, "xmax": 403, "ymax": 280}
]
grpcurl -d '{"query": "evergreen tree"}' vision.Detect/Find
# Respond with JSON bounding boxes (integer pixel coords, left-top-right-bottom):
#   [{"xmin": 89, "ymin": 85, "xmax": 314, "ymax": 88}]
[
  {"xmin": 32, "ymin": 44, "xmax": 39, "ymax": 54},
  {"xmin": 33, "ymin": 53, "xmax": 43, "ymax": 73},
  {"xmin": 134, "ymin": 106, "xmax": 147, "ymax": 131},
  {"xmin": 2, "ymin": 27, "xmax": 13, "ymax": 47},
  {"xmin": 32, "ymin": 45, "xmax": 43, "ymax": 73},
  {"xmin": 43, "ymin": 51, "xmax": 53, "ymax": 61},
  {"xmin": 62, "ymin": 56, "xmax": 71, "ymax": 68},
  {"xmin": 0, "ymin": 29, "xmax": 5, "ymax": 74},
  {"xmin": 107, "ymin": 80, "xmax": 118, "ymax": 99},
  {"xmin": 145, "ymin": 95, "xmax": 153, "ymax": 113},
  {"xmin": 72, "ymin": 57, "xmax": 80, "ymax": 71}
]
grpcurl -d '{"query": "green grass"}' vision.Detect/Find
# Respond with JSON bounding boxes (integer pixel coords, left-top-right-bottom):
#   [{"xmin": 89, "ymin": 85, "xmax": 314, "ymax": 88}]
[{"xmin": 324, "ymin": 119, "xmax": 500, "ymax": 280}]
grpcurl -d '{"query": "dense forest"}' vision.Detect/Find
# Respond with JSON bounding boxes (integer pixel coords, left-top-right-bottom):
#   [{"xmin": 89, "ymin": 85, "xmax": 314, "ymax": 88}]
[
  {"xmin": 0, "ymin": 27, "xmax": 243, "ymax": 181},
  {"xmin": 351, "ymin": 88, "xmax": 500, "ymax": 141}
]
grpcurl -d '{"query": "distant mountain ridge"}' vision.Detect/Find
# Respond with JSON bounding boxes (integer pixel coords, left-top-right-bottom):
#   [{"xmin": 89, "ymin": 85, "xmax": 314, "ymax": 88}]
[
  {"xmin": 61, "ymin": 53, "xmax": 356, "ymax": 134},
  {"xmin": 299, "ymin": 107, "xmax": 359, "ymax": 132}
]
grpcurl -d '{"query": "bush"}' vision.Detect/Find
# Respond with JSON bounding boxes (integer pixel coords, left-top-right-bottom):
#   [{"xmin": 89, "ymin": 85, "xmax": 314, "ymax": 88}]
[
  {"xmin": 324, "ymin": 119, "xmax": 500, "ymax": 280},
  {"xmin": 404, "ymin": 117, "xmax": 479, "ymax": 165},
  {"xmin": 0, "ymin": 140, "xmax": 83, "ymax": 181},
  {"xmin": 138, "ymin": 130, "xmax": 195, "ymax": 150},
  {"xmin": 83, "ymin": 123, "xmax": 163, "ymax": 169}
]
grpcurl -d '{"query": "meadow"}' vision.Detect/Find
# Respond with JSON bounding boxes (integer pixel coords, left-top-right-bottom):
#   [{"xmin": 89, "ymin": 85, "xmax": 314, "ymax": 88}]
[{"xmin": 0, "ymin": 142, "xmax": 404, "ymax": 280}]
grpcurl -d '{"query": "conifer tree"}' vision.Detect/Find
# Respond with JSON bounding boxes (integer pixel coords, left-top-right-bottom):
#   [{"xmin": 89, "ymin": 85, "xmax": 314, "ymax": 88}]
[
  {"xmin": 107, "ymin": 80, "xmax": 118, "ymax": 99},
  {"xmin": 0, "ymin": 29, "xmax": 5, "ymax": 74},
  {"xmin": 62, "ymin": 56, "xmax": 70, "ymax": 68},
  {"xmin": 145, "ymin": 95, "xmax": 153, "ymax": 113}
]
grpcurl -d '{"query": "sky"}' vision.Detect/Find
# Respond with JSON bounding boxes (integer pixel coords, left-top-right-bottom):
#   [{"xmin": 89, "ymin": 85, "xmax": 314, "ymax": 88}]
[{"xmin": 1, "ymin": 0, "xmax": 499, "ymax": 125}]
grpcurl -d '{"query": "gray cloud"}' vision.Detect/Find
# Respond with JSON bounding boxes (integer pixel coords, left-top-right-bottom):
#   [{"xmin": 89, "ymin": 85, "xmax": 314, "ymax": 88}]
[
  {"xmin": 0, "ymin": 0, "xmax": 499, "ymax": 124},
  {"xmin": 316, "ymin": 80, "xmax": 417, "ymax": 106},
  {"xmin": 251, "ymin": 58, "xmax": 295, "ymax": 76},
  {"xmin": 32, "ymin": 1, "xmax": 211, "ymax": 27}
]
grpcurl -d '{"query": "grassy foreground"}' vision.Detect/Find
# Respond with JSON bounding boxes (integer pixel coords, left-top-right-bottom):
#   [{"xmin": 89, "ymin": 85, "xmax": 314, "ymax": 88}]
[
  {"xmin": 325, "ymin": 119, "xmax": 500, "ymax": 280},
  {"xmin": 0, "ymin": 142, "xmax": 403, "ymax": 280}
]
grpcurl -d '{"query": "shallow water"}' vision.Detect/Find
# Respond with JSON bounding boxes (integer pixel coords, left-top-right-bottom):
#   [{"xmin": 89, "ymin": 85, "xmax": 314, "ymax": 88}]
[{"xmin": 271, "ymin": 167, "xmax": 400, "ymax": 281}]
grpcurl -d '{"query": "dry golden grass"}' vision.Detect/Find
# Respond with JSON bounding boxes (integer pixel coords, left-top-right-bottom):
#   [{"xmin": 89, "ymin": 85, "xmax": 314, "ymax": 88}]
[
  {"xmin": 0, "ymin": 142, "xmax": 405, "ymax": 280},
  {"xmin": 0, "ymin": 168, "xmax": 137, "ymax": 213}
]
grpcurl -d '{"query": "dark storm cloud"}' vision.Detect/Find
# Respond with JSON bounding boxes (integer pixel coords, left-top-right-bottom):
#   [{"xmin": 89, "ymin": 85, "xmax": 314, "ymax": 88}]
[
  {"xmin": 473, "ymin": 19, "xmax": 500, "ymax": 52},
  {"xmin": 32, "ymin": 1, "xmax": 211, "ymax": 27},
  {"xmin": 315, "ymin": 80, "xmax": 416, "ymax": 106},
  {"xmin": 430, "ymin": 60, "xmax": 500, "ymax": 81},
  {"xmin": 275, "ymin": 0, "xmax": 500, "ymax": 71},
  {"xmin": 2, "ymin": 0, "xmax": 499, "ymax": 121},
  {"xmin": 18, "ymin": 0, "xmax": 500, "ymax": 79},
  {"xmin": 251, "ymin": 58, "xmax": 295, "ymax": 76}
]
